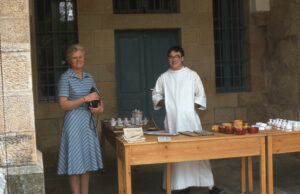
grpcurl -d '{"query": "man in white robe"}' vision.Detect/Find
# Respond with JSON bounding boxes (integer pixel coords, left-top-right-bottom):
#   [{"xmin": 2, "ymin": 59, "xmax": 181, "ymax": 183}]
[{"xmin": 152, "ymin": 46, "xmax": 225, "ymax": 194}]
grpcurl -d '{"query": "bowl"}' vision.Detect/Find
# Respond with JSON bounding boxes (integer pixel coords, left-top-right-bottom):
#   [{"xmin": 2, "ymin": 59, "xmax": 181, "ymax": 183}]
[
  {"xmin": 235, "ymin": 128, "xmax": 246, "ymax": 135},
  {"xmin": 225, "ymin": 126, "xmax": 234, "ymax": 134},
  {"xmin": 218, "ymin": 126, "xmax": 226, "ymax": 133},
  {"xmin": 247, "ymin": 127, "xmax": 259, "ymax": 134}
]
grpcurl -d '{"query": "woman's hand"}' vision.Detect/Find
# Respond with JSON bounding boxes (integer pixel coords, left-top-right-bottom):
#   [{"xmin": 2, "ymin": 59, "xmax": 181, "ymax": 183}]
[
  {"xmin": 89, "ymin": 100, "xmax": 104, "ymax": 114},
  {"xmin": 84, "ymin": 92, "xmax": 99, "ymax": 102}
]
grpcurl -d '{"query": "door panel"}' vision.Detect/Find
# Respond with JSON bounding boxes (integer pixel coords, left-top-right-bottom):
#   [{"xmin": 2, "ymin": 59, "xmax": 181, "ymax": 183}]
[
  {"xmin": 118, "ymin": 37, "xmax": 143, "ymax": 93},
  {"xmin": 115, "ymin": 33, "xmax": 146, "ymax": 117},
  {"xmin": 143, "ymin": 31, "xmax": 178, "ymax": 128},
  {"xmin": 115, "ymin": 30, "xmax": 178, "ymax": 128}
]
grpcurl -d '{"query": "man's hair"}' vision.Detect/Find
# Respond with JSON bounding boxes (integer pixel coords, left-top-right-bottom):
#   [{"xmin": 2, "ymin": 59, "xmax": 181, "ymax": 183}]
[{"xmin": 167, "ymin": 46, "xmax": 185, "ymax": 57}]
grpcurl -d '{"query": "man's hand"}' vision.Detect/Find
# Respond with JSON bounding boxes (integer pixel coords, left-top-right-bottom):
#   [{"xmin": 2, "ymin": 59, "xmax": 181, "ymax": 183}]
[
  {"xmin": 194, "ymin": 103, "xmax": 202, "ymax": 109},
  {"xmin": 157, "ymin": 100, "xmax": 165, "ymax": 107}
]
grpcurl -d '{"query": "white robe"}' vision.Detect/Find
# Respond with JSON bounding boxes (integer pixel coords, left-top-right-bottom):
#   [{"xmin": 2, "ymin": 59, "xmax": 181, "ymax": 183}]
[{"xmin": 152, "ymin": 67, "xmax": 214, "ymax": 190}]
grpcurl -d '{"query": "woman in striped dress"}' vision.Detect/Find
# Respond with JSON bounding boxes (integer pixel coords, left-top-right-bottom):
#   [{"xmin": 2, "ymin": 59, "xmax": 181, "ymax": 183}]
[{"xmin": 57, "ymin": 44, "xmax": 103, "ymax": 194}]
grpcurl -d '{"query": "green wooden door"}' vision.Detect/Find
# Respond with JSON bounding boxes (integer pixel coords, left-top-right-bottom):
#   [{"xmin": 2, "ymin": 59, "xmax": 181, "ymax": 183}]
[{"xmin": 115, "ymin": 30, "xmax": 178, "ymax": 128}]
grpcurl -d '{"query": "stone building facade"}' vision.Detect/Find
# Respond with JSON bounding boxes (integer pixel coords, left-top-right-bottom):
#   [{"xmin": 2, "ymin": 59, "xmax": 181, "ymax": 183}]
[
  {"xmin": 30, "ymin": 0, "xmax": 300, "ymax": 169},
  {"xmin": 0, "ymin": 1, "xmax": 299, "ymax": 192}
]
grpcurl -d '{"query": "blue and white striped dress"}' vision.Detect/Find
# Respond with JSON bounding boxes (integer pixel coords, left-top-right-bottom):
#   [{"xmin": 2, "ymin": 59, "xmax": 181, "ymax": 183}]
[{"xmin": 57, "ymin": 68, "xmax": 103, "ymax": 175}]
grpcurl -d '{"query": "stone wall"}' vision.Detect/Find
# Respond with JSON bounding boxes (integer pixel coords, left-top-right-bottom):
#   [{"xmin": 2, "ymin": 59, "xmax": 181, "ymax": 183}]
[
  {"xmin": 264, "ymin": 0, "xmax": 300, "ymax": 119},
  {"xmin": 31, "ymin": 0, "xmax": 300, "ymax": 169},
  {"xmin": 0, "ymin": 0, "xmax": 45, "ymax": 193},
  {"xmin": 212, "ymin": 0, "xmax": 300, "ymax": 125}
]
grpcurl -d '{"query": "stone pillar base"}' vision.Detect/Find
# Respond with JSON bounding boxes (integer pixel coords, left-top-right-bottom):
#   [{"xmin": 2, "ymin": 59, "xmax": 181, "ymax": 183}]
[{"xmin": 5, "ymin": 150, "xmax": 45, "ymax": 194}]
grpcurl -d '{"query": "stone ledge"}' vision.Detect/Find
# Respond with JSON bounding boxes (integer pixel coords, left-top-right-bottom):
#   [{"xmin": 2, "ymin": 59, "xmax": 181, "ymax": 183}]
[
  {"xmin": 0, "ymin": 43, "xmax": 30, "ymax": 53},
  {"xmin": 0, "ymin": 150, "xmax": 45, "ymax": 194},
  {"xmin": 6, "ymin": 149, "xmax": 43, "ymax": 176}
]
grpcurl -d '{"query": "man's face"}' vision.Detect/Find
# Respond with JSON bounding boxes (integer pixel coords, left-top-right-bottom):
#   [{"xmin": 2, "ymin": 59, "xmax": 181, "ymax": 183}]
[{"xmin": 168, "ymin": 51, "xmax": 184, "ymax": 70}]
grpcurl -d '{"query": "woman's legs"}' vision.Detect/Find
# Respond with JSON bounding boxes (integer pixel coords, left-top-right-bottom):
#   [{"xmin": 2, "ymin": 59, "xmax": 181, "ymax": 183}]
[
  {"xmin": 69, "ymin": 172, "xmax": 89, "ymax": 194},
  {"xmin": 80, "ymin": 172, "xmax": 89, "ymax": 194},
  {"xmin": 69, "ymin": 175, "xmax": 80, "ymax": 194}
]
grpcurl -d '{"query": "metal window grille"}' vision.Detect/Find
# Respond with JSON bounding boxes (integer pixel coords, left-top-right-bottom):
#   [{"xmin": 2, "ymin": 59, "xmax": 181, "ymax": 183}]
[
  {"xmin": 35, "ymin": 0, "xmax": 78, "ymax": 103},
  {"xmin": 113, "ymin": 0, "xmax": 178, "ymax": 14},
  {"xmin": 213, "ymin": 0, "xmax": 246, "ymax": 92}
]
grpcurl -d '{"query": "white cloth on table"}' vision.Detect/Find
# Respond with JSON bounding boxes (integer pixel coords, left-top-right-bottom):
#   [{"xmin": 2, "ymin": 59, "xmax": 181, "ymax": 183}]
[{"xmin": 152, "ymin": 67, "xmax": 214, "ymax": 190}]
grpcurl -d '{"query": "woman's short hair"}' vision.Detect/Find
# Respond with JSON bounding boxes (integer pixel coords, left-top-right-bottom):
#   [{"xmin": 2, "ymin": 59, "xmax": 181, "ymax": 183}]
[{"xmin": 66, "ymin": 44, "xmax": 85, "ymax": 64}]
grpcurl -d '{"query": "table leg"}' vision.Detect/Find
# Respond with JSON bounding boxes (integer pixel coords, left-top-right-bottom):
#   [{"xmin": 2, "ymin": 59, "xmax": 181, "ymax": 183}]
[
  {"xmin": 267, "ymin": 136, "xmax": 273, "ymax": 194},
  {"xmin": 117, "ymin": 156, "xmax": 125, "ymax": 194},
  {"xmin": 124, "ymin": 162, "xmax": 132, "ymax": 194},
  {"xmin": 166, "ymin": 163, "xmax": 171, "ymax": 194},
  {"xmin": 247, "ymin": 157, "xmax": 253, "ymax": 192},
  {"xmin": 241, "ymin": 157, "xmax": 246, "ymax": 193},
  {"xmin": 260, "ymin": 137, "xmax": 266, "ymax": 194}
]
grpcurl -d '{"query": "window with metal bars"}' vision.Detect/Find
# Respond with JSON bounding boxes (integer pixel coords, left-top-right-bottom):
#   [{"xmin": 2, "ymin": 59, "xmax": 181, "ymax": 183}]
[
  {"xmin": 113, "ymin": 0, "xmax": 178, "ymax": 14},
  {"xmin": 213, "ymin": 0, "xmax": 246, "ymax": 92},
  {"xmin": 35, "ymin": 0, "xmax": 78, "ymax": 102}
]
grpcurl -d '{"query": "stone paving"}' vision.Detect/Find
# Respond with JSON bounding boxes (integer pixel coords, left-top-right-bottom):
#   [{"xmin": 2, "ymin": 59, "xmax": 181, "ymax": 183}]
[{"xmin": 44, "ymin": 145, "xmax": 300, "ymax": 194}]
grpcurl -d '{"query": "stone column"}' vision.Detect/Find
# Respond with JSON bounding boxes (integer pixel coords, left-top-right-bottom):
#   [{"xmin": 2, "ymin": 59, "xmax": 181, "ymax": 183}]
[{"xmin": 0, "ymin": 0, "xmax": 45, "ymax": 193}]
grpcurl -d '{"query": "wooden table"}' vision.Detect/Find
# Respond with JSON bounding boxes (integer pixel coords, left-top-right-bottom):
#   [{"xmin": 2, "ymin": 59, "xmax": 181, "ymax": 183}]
[
  {"xmin": 101, "ymin": 123, "xmax": 267, "ymax": 194},
  {"xmin": 100, "ymin": 121, "xmax": 118, "ymax": 155},
  {"xmin": 261, "ymin": 130, "xmax": 300, "ymax": 194}
]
